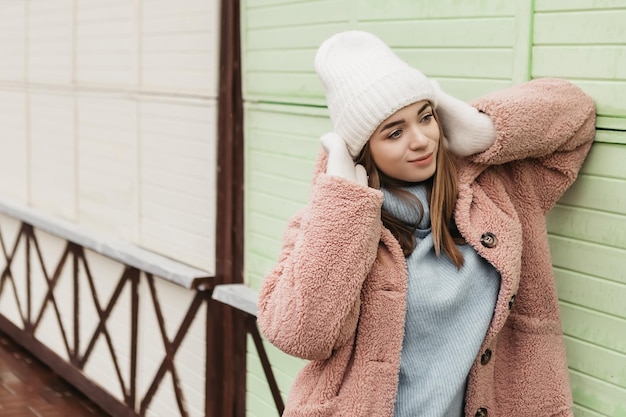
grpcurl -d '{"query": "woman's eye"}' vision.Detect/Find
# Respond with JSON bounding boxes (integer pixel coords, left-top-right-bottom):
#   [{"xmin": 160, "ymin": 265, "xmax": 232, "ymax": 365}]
[
  {"xmin": 421, "ymin": 113, "xmax": 433, "ymax": 123},
  {"xmin": 388, "ymin": 129, "xmax": 402, "ymax": 139}
]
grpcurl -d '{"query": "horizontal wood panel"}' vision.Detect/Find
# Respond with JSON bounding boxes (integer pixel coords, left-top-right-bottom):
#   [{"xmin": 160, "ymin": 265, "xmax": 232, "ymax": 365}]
[
  {"xmin": 565, "ymin": 336, "xmax": 626, "ymax": 389},
  {"xmin": 580, "ymin": 143, "xmax": 626, "ymax": 178},
  {"xmin": 548, "ymin": 205, "xmax": 626, "ymax": 249},
  {"xmin": 248, "ymin": 152, "xmax": 315, "ymax": 183},
  {"xmin": 246, "ymin": 388, "xmax": 279, "ymax": 417},
  {"xmin": 437, "ymin": 78, "xmax": 513, "ymax": 101},
  {"xmin": 573, "ymin": 404, "xmax": 610, "ymax": 417},
  {"xmin": 247, "ymin": 191, "xmax": 304, "ymax": 226},
  {"xmin": 245, "ymin": 47, "xmax": 513, "ymax": 102},
  {"xmin": 247, "ymin": 17, "xmax": 516, "ymax": 51},
  {"xmin": 248, "ymin": 171, "xmax": 311, "ymax": 205},
  {"xmin": 559, "ymin": 175, "xmax": 626, "ymax": 214},
  {"xmin": 555, "ymin": 268, "xmax": 626, "ymax": 318},
  {"xmin": 241, "ymin": 48, "xmax": 513, "ymax": 77},
  {"xmin": 535, "ymin": 0, "xmax": 626, "ymax": 12},
  {"xmin": 560, "ymin": 302, "xmax": 626, "ymax": 354},
  {"xmin": 245, "ymin": 104, "xmax": 331, "ymax": 141},
  {"xmin": 360, "ymin": 18, "xmax": 516, "ymax": 48},
  {"xmin": 357, "ymin": 0, "xmax": 514, "ymax": 19},
  {"xmin": 245, "ymin": 72, "xmax": 325, "ymax": 103},
  {"xmin": 533, "ymin": 46, "xmax": 626, "ymax": 80},
  {"xmin": 247, "ymin": 346, "xmax": 300, "ymax": 394},
  {"xmin": 534, "ymin": 9, "xmax": 626, "ymax": 45},
  {"xmin": 247, "ymin": 0, "xmax": 311, "ymax": 7},
  {"xmin": 549, "ymin": 235, "xmax": 625, "ymax": 285},
  {"xmin": 595, "ymin": 130, "xmax": 626, "ymax": 145},
  {"xmin": 571, "ymin": 80, "xmax": 626, "ymax": 118},
  {"xmin": 246, "ymin": 23, "xmax": 348, "ymax": 50},
  {"xmin": 245, "ymin": 251, "xmax": 283, "ymax": 286},
  {"xmin": 245, "ymin": 103, "xmax": 332, "ymax": 291},
  {"xmin": 397, "ymin": 48, "xmax": 513, "ymax": 79},
  {"xmin": 247, "ymin": 129, "xmax": 320, "ymax": 158},
  {"xmin": 246, "ymin": 0, "xmax": 349, "ymax": 29},
  {"xmin": 569, "ymin": 370, "xmax": 626, "ymax": 417},
  {"xmin": 244, "ymin": 49, "xmax": 318, "ymax": 73}
]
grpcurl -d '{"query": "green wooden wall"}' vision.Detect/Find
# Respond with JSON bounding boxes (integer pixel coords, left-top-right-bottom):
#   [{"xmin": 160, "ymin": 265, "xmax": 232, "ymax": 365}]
[{"xmin": 241, "ymin": 1, "xmax": 626, "ymax": 416}]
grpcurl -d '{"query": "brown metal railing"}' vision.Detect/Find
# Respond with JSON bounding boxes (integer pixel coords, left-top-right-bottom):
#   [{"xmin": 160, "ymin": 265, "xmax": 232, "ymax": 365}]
[
  {"xmin": 0, "ymin": 214, "xmax": 224, "ymax": 417},
  {"xmin": 246, "ymin": 316, "xmax": 286, "ymax": 415},
  {"xmin": 213, "ymin": 284, "xmax": 285, "ymax": 415}
]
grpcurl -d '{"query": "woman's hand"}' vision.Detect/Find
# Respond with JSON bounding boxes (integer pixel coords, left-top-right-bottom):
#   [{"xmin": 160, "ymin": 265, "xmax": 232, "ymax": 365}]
[
  {"xmin": 432, "ymin": 81, "xmax": 497, "ymax": 156},
  {"xmin": 320, "ymin": 132, "xmax": 368, "ymax": 187}
]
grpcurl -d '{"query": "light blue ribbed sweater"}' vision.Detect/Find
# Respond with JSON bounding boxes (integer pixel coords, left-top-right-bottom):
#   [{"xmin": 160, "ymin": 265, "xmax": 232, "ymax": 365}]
[{"xmin": 382, "ymin": 184, "xmax": 500, "ymax": 417}]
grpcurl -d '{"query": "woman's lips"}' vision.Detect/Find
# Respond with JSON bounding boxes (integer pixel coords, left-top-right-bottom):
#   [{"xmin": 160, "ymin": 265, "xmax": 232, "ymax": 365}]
[{"xmin": 409, "ymin": 152, "xmax": 434, "ymax": 166}]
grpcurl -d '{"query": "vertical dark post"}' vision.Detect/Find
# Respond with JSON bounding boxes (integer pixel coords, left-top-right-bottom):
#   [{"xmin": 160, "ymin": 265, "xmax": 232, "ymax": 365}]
[
  {"xmin": 73, "ymin": 241, "xmax": 80, "ymax": 366},
  {"xmin": 25, "ymin": 224, "xmax": 32, "ymax": 332},
  {"xmin": 212, "ymin": 0, "xmax": 246, "ymax": 416},
  {"xmin": 129, "ymin": 268, "xmax": 140, "ymax": 409}
]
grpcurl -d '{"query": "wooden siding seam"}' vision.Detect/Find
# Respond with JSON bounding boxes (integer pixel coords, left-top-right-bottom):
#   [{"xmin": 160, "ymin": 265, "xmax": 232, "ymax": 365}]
[
  {"xmin": 554, "ymin": 265, "xmax": 626, "ymax": 287},
  {"xmin": 571, "ymin": 402, "xmax": 610, "ymax": 417},
  {"xmin": 569, "ymin": 368, "xmax": 626, "ymax": 393},
  {"xmin": 564, "ymin": 334, "xmax": 626, "ymax": 362},
  {"xmin": 552, "ymin": 258, "xmax": 626, "ymax": 286},
  {"xmin": 560, "ymin": 299, "xmax": 626, "ymax": 324},
  {"xmin": 535, "ymin": 7, "xmax": 626, "ymax": 14}
]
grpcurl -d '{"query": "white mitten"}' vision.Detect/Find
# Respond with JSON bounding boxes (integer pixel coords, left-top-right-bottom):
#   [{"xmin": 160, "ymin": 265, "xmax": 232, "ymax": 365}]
[
  {"xmin": 320, "ymin": 133, "xmax": 368, "ymax": 187},
  {"xmin": 432, "ymin": 81, "xmax": 496, "ymax": 156}
]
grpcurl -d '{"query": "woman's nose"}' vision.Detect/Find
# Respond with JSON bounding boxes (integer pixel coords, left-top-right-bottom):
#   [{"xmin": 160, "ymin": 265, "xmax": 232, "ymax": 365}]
[{"xmin": 408, "ymin": 126, "xmax": 429, "ymax": 149}]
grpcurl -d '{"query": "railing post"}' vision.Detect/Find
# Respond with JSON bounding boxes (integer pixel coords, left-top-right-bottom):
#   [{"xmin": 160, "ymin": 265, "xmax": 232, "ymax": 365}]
[{"xmin": 215, "ymin": 0, "xmax": 246, "ymax": 414}]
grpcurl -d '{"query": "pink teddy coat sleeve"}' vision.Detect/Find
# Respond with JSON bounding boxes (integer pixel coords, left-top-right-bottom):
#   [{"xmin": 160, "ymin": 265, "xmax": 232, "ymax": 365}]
[{"xmin": 257, "ymin": 158, "xmax": 384, "ymax": 360}]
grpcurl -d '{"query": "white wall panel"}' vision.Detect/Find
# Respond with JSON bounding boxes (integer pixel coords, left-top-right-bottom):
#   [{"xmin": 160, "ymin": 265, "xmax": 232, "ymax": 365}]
[
  {"xmin": 141, "ymin": 0, "xmax": 220, "ymax": 96},
  {"xmin": 77, "ymin": 93, "xmax": 139, "ymax": 241},
  {"xmin": 0, "ymin": 2, "xmax": 26, "ymax": 82},
  {"xmin": 139, "ymin": 98, "xmax": 217, "ymax": 271},
  {"xmin": 0, "ymin": 91, "xmax": 28, "ymax": 202},
  {"xmin": 76, "ymin": 0, "xmax": 138, "ymax": 87},
  {"xmin": 27, "ymin": 0, "xmax": 73, "ymax": 84},
  {"xmin": 29, "ymin": 91, "xmax": 76, "ymax": 220},
  {"xmin": 1, "ymin": 1, "xmax": 220, "ymax": 271},
  {"xmin": 0, "ymin": 2, "xmax": 220, "ymax": 416}
]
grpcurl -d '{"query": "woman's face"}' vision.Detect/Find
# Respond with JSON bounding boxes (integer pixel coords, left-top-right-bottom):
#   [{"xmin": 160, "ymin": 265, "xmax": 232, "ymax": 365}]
[{"xmin": 368, "ymin": 100, "xmax": 440, "ymax": 183}]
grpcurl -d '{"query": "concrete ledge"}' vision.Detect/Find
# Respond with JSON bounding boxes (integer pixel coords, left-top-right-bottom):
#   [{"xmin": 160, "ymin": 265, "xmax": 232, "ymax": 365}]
[
  {"xmin": 212, "ymin": 284, "xmax": 258, "ymax": 316},
  {"xmin": 0, "ymin": 197, "xmax": 213, "ymax": 290}
]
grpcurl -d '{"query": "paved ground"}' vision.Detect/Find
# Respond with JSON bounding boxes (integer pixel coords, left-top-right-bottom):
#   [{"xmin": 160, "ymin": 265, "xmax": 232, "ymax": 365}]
[{"xmin": 0, "ymin": 331, "xmax": 110, "ymax": 417}]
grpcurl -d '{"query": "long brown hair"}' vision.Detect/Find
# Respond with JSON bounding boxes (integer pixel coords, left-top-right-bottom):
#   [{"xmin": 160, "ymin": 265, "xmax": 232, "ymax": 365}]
[{"xmin": 356, "ymin": 108, "xmax": 464, "ymax": 268}]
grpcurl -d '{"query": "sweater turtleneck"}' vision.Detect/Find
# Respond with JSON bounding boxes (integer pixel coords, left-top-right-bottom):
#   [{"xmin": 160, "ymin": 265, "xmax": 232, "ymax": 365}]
[{"xmin": 382, "ymin": 184, "xmax": 500, "ymax": 417}]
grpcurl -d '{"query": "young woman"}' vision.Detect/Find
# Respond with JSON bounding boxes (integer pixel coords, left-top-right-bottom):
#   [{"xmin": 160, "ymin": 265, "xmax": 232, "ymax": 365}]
[{"xmin": 257, "ymin": 31, "xmax": 596, "ymax": 417}]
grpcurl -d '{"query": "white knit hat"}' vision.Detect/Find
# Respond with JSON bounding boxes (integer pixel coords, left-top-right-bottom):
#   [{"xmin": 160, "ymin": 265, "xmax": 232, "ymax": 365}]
[{"xmin": 315, "ymin": 31, "xmax": 436, "ymax": 159}]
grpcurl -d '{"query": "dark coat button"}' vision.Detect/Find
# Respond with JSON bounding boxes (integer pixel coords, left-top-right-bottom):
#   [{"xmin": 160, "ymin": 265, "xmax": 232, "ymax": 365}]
[
  {"xmin": 475, "ymin": 407, "xmax": 488, "ymax": 417},
  {"xmin": 480, "ymin": 349, "xmax": 492, "ymax": 365},
  {"xmin": 509, "ymin": 294, "xmax": 516, "ymax": 309},
  {"xmin": 480, "ymin": 232, "xmax": 497, "ymax": 248}
]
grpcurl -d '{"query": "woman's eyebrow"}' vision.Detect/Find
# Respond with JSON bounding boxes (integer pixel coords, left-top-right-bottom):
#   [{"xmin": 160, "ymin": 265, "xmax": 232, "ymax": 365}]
[
  {"xmin": 378, "ymin": 103, "xmax": 432, "ymax": 133},
  {"xmin": 380, "ymin": 119, "xmax": 405, "ymax": 132}
]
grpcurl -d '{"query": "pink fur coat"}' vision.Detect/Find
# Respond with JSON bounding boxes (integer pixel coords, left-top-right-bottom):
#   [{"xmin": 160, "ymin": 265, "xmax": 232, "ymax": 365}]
[{"xmin": 258, "ymin": 78, "xmax": 596, "ymax": 417}]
